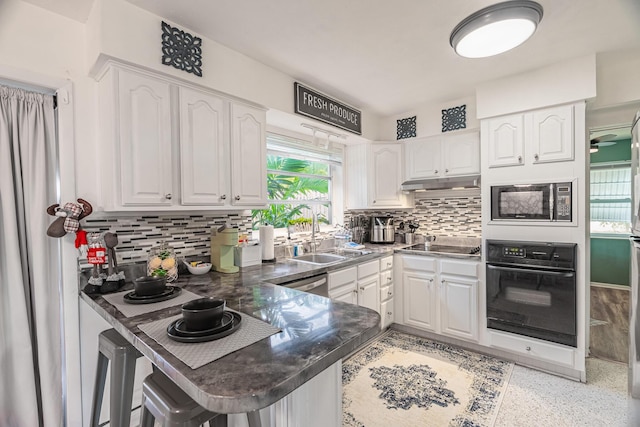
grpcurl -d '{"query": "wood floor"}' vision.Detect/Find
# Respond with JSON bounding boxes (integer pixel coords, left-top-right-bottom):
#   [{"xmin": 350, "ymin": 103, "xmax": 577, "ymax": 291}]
[{"xmin": 590, "ymin": 284, "xmax": 630, "ymax": 363}]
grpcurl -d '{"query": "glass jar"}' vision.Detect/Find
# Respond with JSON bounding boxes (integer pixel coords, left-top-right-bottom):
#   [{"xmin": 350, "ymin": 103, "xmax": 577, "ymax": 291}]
[{"xmin": 147, "ymin": 242, "xmax": 178, "ymax": 282}]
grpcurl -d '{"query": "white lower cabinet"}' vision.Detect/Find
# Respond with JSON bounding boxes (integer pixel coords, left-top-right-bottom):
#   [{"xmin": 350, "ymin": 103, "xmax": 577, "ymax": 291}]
[
  {"xmin": 400, "ymin": 255, "xmax": 479, "ymax": 343},
  {"xmin": 328, "ymin": 267, "xmax": 358, "ymax": 304},
  {"xmin": 357, "ymin": 260, "xmax": 380, "ymax": 313}
]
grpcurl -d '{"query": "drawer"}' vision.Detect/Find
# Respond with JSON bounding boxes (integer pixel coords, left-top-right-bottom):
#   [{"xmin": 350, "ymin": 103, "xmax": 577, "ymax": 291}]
[
  {"xmin": 380, "ymin": 270, "xmax": 393, "ymax": 287},
  {"xmin": 490, "ymin": 331, "xmax": 575, "ymax": 367},
  {"xmin": 358, "ymin": 259, "xmax": 379, "ymax": 279},
  {"xmin": 381, "ymin": 299, "xmax": 394, "ymax": 329},
  {"xmin": 328, "ymin": 266, "xmax": 357, "ymax": 290},
  {"xmin": 402, "ymin": 255, "xmax": 437, "ymax": 272},
  {"xmin": 380, "ymin": 255, "xmax": 393, "ymax": 271},
  {"xmin": 380, "ymin": 284, "xmax": 394, "ymax": 302},
  {"xmin": 440, "ymin": 259, "xmax": 478, "ymax": 277}
]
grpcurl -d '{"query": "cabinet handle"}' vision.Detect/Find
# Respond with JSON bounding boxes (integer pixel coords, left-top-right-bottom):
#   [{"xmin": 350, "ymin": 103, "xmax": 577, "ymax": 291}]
[
  {"xmin": 387, "ymin": 311, "xmax": 392, "ymax": 316},
  {"xmin": 388, "ymin": 291, "xmax": 392, "ymax": 296},
  {"xmin": 373, "ymin": 200, "xmax": 376, "ymax": 204},
  {"xmin": 353, "ymin": 290, "xmax": 358, "ymax": 295},
  {"xmin": 526, "ymin": 346, "xmax": 531, "ymax": 351},
  {"xmin": 165, "ymin": 193, "xmax": 172, "ymax": 200},
  {"xmin": 445, "ymin": 169, "xmax": 449, "ymax": 174},
  {"xmin": 387, "ymin": 262, "xmax": 392, "ymax": 268},
  {"xmin": 387, "ymin": 277, "xmax": 392, "ymax": 282},
  {"xmin": 234, "ymin": 195, "xmax": 241, "ymax": 201},
  {"xmin": 220, "ymin": 194, "xmax": 227, "ymax": 200},
  {"xmin": 518, "ymin": 155, "xmax": 522, "ymax": 163},
  {"xmin": 534, "ymin": 154, "xmax": 539, "ymax": 161},
  {"xmin": 434, "ymin": 170, "xmax": 439, "ymax": 174},
  {"xmin": 360, "ymin": 286, "xmax": 365, "ymax": 291}
]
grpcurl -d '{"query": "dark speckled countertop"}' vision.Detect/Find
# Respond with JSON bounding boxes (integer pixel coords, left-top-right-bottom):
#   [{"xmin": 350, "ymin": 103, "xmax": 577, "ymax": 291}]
[
  {"xmin": 80, "ymin": 241, "xmax": 480, "ymax": 414},
  {"xmin": 80, "ymin": 257, "xmax": 383, "ymax": 414}
]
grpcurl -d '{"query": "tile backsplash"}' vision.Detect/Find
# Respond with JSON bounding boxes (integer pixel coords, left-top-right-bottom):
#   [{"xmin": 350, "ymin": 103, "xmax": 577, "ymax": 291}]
[
  {"xmin": 81, "ymin": 212, "xmax": 253, "ymax": 266},
  {"xmin": 80, "ymin": 193, "xmax": 481, "ymax": 267},
  {"xmin": 344, "ymin": 194, "xmax": 482, "ymax": 238}
]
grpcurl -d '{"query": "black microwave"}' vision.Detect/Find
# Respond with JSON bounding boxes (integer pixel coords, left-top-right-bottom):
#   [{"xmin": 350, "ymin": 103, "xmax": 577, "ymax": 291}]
[{"xmin": 491, "ymin": 182, "xmax": 572, "ymax": 222}]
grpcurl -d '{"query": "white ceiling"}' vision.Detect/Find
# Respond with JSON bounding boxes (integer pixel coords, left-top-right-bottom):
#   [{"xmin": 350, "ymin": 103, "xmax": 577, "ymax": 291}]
[{"xmin": 22, "ymin": 0, "xmax": 640, "ymax": 118}]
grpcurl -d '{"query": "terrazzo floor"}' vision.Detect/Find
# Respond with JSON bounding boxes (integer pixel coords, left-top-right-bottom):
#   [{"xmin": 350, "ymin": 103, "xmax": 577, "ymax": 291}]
[{"xmin": 495, "ymin": 357, "xmax": 635, "ymax": 427}]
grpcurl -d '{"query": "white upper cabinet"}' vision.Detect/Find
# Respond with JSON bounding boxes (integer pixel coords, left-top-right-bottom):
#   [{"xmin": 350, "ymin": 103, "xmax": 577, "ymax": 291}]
[
  {"xmin": 530, "ymin": 104, "xmax": 574, "ymax": 164},
  {"xmin": 97, "ymin": 64, "xmax": 267, "ymax": 211},
  {"xmin": 230, "ymin": 103, "xmax": 267, "ymax": 206},
  {"xmin": 405, "ymin": 136, "xmax": 441, "ymax": 179},
  {"xmin": 345, "ymin": 142, "xmax": 412, "ymax": 210},
  {"xmin": 486, "ymin": 104, "xmax": 574, "ymax": 168},
  {"xmin": 117, "ymin": 70, "xmax": 173, "ymax": 206},
  {"xmin": 486, "ymin": 114, "xmax": 525, "ymax": 168},
  {"xmin": 179, "ymin": 87, "xmax": 227, "ymax": 206},
  {"xmin": 370, "ymin": 144, "xmax": 405, "ymax": 207},
  {"xmin": 404, "ymin": 131, "xmax": 480, "ymax": 180}
]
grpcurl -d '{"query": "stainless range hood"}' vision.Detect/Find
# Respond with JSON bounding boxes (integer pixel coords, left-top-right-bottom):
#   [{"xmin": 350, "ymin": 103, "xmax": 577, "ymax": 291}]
[{"xmin": 401, "ymin": 175, "xmax": 481, "ymax": 191}]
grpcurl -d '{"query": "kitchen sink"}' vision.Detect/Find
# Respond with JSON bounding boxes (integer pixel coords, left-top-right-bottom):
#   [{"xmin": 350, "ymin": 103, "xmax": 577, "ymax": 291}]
[{"xmin": 290, "ymin": 253, "xmax": 347, "ymax": 265}]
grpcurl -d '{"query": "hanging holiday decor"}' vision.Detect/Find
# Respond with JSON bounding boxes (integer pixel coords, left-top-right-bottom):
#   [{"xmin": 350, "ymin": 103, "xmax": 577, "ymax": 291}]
[{"xmin": 161, "ymin": 21, "xmax": 203, "ymax": 77}]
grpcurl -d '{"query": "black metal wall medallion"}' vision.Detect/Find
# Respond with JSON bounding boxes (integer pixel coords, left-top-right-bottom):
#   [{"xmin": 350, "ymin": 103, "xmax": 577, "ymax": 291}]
[
  {"xmin": 161, "ymin": 21, "xmax": 203, "ymax": 77},
  {"xmin": 397, "ymin": 116, "xmax": 417, "ymax": 140},
  {"xmin": 442, "ymin": 105, "xmax": 466, "ymax": 132}
]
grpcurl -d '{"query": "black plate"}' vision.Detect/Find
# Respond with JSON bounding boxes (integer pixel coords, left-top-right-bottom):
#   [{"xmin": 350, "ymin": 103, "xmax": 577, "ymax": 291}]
[
  {"xmin": 173, "ymin": 312, "xmax": 234, "ymax": 337},
  {"xmin": 167, "ymin": 312, "xmax": 242, "ymax": 343},
  {"xmin": 123, "ymin": 286, "xmax": 181, "ymax": 304}
]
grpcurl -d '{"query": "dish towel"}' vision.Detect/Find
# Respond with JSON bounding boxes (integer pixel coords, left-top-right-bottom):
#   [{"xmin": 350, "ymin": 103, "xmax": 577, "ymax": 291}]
[
  {"xmin": 102, "ymin": 288, "xmax": 201, "ymax": 318},
  {"xmin": 138, "ymin": 309, "xmax": 282, "ymax": 369}
]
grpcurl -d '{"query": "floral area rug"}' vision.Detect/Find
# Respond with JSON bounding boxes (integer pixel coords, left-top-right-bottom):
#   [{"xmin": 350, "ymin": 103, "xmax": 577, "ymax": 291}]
[{"xmin": 342, "ymin": 330, "xmax": 513, "ymax": 427}]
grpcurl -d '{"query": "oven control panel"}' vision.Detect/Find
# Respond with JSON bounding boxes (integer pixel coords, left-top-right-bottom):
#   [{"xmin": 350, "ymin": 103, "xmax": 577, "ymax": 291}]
[{"xmin": 503, "ymin": 247, "xmax": 525, "ymax": 257}]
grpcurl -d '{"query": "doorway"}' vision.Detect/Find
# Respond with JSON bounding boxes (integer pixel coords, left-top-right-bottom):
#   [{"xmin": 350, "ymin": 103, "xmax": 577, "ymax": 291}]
[{"xmin": 588, "ymin": 123, "xmax": 632, "ymax": 363}]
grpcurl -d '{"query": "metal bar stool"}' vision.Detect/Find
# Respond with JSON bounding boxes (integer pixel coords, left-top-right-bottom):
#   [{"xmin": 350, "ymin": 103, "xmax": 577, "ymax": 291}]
[
  {"xmin": 90, "ymin": 328, "xmax": 143, "ymax": 427},
  {"xmin": 140, "ymin": 371, "xmax": 263, "ymax": 427},
  {"xmin": 140, "ymin": 370, "xmax": 225, "ymax": 427}
]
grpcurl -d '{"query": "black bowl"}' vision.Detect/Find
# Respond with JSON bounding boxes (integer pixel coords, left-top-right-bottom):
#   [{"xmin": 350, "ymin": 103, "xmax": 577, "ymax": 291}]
[
  {"xmin": 181, "ymin": 298, "xmax": 226, "ymax": 331},
  {"xmin": 134, "ymin": 276, "xmax": 167, "ymax": 296}
]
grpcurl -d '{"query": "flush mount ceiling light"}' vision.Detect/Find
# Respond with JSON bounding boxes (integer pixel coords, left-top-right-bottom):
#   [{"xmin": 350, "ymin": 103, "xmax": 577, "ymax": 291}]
[{"xmin": 450, "ymin": 0, "xmax": 543, "ymax": 58}]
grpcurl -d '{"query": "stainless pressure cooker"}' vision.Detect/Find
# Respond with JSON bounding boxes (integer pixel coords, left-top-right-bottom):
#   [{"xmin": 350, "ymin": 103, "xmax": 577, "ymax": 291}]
[{"xmin": 370, "ymin": 216, "xmax": 395, "ymax": 243}]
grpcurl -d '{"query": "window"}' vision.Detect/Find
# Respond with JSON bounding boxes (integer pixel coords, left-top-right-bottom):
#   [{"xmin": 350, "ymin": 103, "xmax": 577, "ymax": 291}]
[
  {"xmin": 252, "ymin": 133, "xmax": 343, "ymax": 230},
  {"xmin": 590, "ymin": 162, "xmax": 631, "ymax": 234}
]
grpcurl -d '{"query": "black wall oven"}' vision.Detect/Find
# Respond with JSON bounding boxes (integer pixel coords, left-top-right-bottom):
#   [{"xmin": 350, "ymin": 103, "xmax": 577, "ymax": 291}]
[{"xmin": 486, "ymin": 240, "xmax": 577, "ymax": 347}]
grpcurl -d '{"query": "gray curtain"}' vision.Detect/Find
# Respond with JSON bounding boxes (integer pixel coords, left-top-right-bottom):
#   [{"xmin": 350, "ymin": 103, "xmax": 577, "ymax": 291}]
[{"xmin": 0, "ymin": 85, "xmax": 62, "ymax": 426}]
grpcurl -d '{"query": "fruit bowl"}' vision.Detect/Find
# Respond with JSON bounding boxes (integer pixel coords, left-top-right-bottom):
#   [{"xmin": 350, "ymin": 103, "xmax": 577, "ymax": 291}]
[
  {"xmin": 184, "ymin": 261, "xmax": 212, "ymax": 275},
  {"xmin": 147, "ymin": 243, "xmax": 178, "ymax": 282}
]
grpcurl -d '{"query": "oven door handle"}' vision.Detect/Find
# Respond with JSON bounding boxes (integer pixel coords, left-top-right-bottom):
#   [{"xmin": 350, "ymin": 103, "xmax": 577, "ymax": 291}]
[{"xmin": 487, "ymin": 264, "xmax": 575, "ymax": 278}]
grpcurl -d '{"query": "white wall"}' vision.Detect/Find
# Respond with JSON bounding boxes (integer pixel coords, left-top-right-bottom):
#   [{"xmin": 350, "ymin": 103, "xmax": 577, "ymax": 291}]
[
  {"xmin": 476, "ymin": 54, "xmax": 597, "ymax": 119},
  {"xmin": 87, "ymin": 0, "xmax": 382, "ymax": 138},
  {"xmin": 0, "ymin": 1, "xmax": 94, "ymax": 426},
  {"xmin": 379, "ymin": 95, "xmax": 479, "ymax": 141}
]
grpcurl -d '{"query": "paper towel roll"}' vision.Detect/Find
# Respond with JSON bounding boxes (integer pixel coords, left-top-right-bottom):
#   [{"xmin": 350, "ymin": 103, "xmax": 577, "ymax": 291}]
[{"xmin": 259, "ymin": 225, "xmax": 275, "ymax": 260}]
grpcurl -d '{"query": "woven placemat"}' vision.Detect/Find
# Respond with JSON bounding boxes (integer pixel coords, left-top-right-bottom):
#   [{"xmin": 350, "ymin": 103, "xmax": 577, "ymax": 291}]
[
  {"xmin": 102, "ymin": 288, "xmax": 201, "ymax": 318},
  {"xmin": 138, "ymin": 309, "xmax": 281, "ymax": 369}
]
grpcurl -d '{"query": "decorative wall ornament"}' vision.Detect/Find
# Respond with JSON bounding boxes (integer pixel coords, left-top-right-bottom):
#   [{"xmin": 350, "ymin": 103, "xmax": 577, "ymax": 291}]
[
  {"xmin": 442, "ymin": 105, "xmax": 466, "ymax": 132},
  {"xmin": 397, "ymin": 116, "xmax": 417, "ymax": 140},
  {"xmin": 161, "ymin": 21, "xmax": 203, "ymax": 77}
]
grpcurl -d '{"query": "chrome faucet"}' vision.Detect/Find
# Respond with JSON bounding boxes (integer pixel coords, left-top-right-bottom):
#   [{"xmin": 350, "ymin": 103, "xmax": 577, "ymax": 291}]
[{"xmin": 311, "ymin": 212, "xmax": 320, "ymax": 253}]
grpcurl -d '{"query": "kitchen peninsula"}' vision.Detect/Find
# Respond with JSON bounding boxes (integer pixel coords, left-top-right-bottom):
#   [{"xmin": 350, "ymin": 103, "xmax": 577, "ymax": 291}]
[{"xmin": 80, "ymin": 263, "xmax": 381, "ymax": 425}]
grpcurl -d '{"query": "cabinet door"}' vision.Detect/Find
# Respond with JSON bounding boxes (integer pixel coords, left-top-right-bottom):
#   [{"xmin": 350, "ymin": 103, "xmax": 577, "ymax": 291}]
[
  {"xmin": 370, "ymin": 144, "xmax": 405, "ymax": 207},
  {"xmin": 230, "ymin": 102, "xmax": 267, "ymax": 206},
  {"xmin": 442, "ymin": 132, "xmax": 480, "ymax": 176},
  {"xmin": 405, "ymin": 137, "xmax": 441, "ymax": 180},
  {"xmin": 530, "ymin": 104, "xmax": 574, "ymax": 164},
  {"xmin": 179, "ymin": 88, "xmax": 227, "ymax": 205},
  {"xmin": 118, "ymin": 70, "xmax": 173, "ymax": 206},
  {"xmin": 402, "ymin": 270, "xmax": 437, "ymax": 331},
  {"xmin": 330, "ymin": 286, "xmax": 358, "ymax": 305},
  {"xmin": 440, "ymin": 275, "xmax": 478, "ymax": 341},
  {"xmin": 380, "ymin": 299, "xmax": 394, "ymax": 329},
  {"xmin": 487, "ymin": 114, "xmax": 525, "ymax": 168},
  {"xmin": 358, "ymin": 275, "xmax": 380, "ymax": 313}
]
